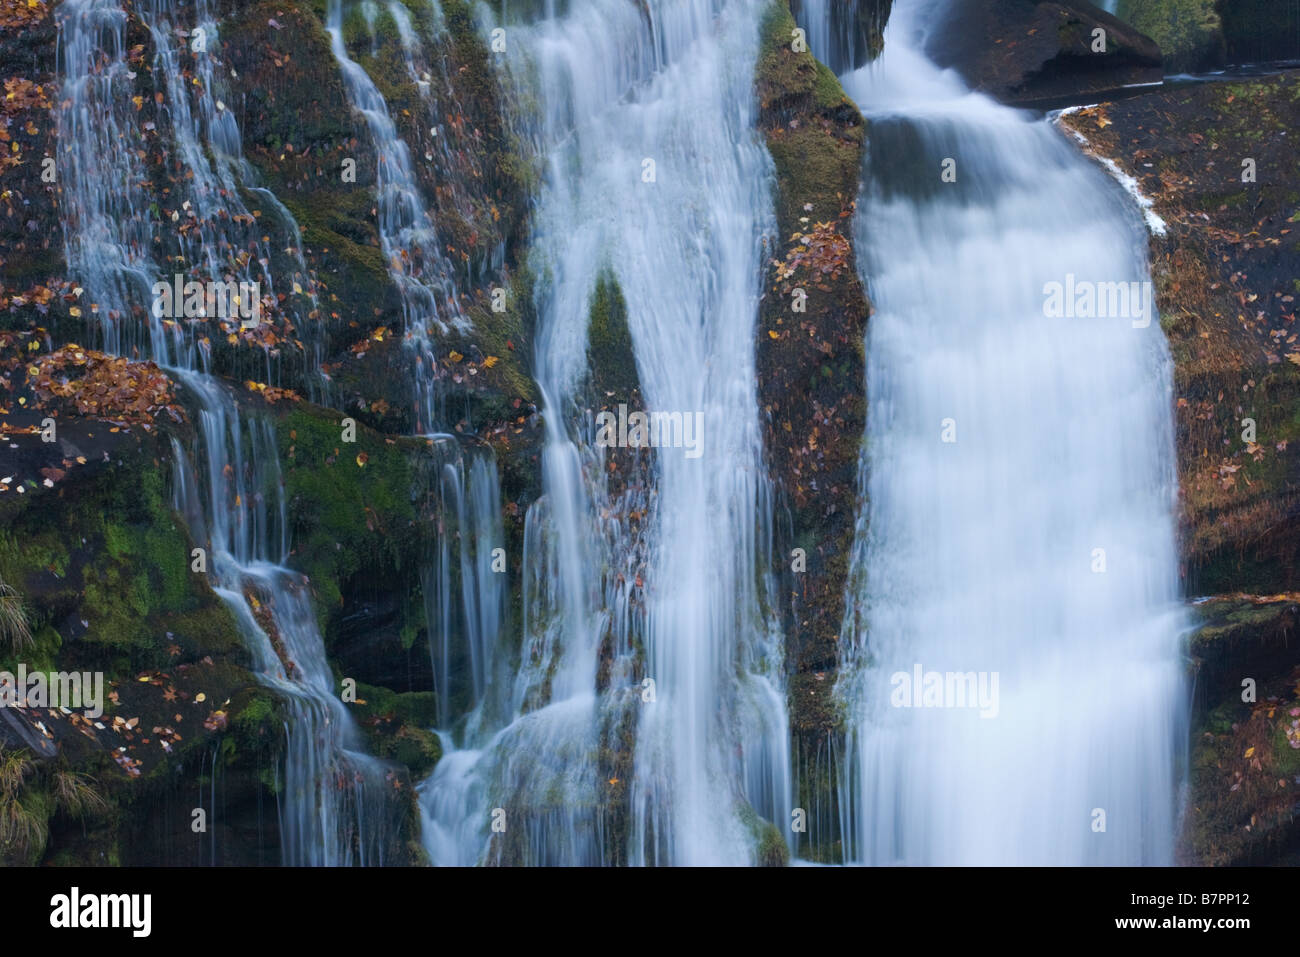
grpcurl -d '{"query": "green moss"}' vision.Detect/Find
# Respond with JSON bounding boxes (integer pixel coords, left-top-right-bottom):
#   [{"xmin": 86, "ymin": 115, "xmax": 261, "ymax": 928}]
[
  {"xmin": 0, "ymin": 447, "xmax": 239, "ymax": 670},
  {"xmin": 388, "ymin": 725, "xmax": 442, "ymax": 777},
  {"xmin": 756, "ymin": 2, "xmax": 865, "ymax": 228},
  {"xmin": 353, "ymin": 682, "xmax": 439, "ymax": 727},
  {"xmin": 736, "ymin": 800, "xmax": 790, "ymax": 867},
  {"xmin": 1116, "ymin": 0, "xmax": 1223, "ymax": 71},
  {"xmin": 1272, "ymin": 724, "xmax": 1300, "ymax": 776},
  {"xmin": 458, "ymin": 264, "xmax": 541, "ymax": 421},
  {"xmin": 279, "ymin": 403, "xmax": 419, "ymax": 597},
  {"xmin": 162, "ymin": 605, "xmax": 244, "ymax": 658},
  {"xmin": 812, "ymin": 58, "xmax": 849, "ymax": 110},
  {"xmin": 277, "ymin": 188, "xmax": 389, "ymax": 301},
  {"xmin": 585, "ymin": 271, "xmax": 639, "ymax": 401},
  {"xmin": 348, "ymin": 682, "xmax": 442, "ymax": 777}
]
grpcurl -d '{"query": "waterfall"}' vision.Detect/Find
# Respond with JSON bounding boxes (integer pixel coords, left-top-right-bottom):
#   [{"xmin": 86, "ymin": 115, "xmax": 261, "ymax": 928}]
[
  {"xmin": 421, "ymin": 440, "xmax": 507, "ymax": 734},
  {"xmin": 323, "ymin": 0, "xmax": 467, "ymax": 434},
  {"xmin": 794, "ymin": 0, "xmax": 890, "ymax": 74},
  {"xmin": 825, "ymin": 0, "xmax": 1187, "ymax": 864},
  {"xmin": 55, "ymin": 0, "xmax": 159, "ymax": 358},
  {"xmin": 418, "ymin": 0, "xmax": 792, "ymax": 866},
  {"xmin": 56, "ymin": 0, "xmax": 396, "ymax": 864}
]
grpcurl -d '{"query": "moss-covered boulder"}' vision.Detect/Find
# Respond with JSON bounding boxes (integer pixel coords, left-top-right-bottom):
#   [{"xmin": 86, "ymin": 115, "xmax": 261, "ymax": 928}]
[{"xmin": 1116, "ymin": 0, "xmax": 1225, "ymax": 73}]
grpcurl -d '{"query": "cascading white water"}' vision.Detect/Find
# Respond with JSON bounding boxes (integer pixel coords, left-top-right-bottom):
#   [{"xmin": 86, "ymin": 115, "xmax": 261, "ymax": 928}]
[
  {"xmin": 418, "ymin": 0, "xmax": 792, "ymax": 866},
  {"xmin": 56, "ymin": 0, "xmax": 395, "ymax": 864},
  {"xmin": 168, "ymin": 378, "xmax": 397, "ymax": 866},
  {"xmin": 324, "ymin": 0, "xmax": 466, "ymax": 433},
  {"xmin": 421, "ymin": 440, "xmax": 506, "ymax": 734},
  {"xmin": 55, "ymin": 0, "xmax": 159, "ymax": 358},
  {"xmin": 827, "ymin": 0, "xmax": 1186, "ymax": 865},
  {"xmin": 796, "ymin": 0, "xmax": 888, "ymax": 74}
]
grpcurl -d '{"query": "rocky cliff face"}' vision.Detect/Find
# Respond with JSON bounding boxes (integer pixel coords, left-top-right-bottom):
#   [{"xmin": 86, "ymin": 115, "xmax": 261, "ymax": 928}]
[{"xmin": 0, "ymin": 0, "xmax": 541, "ymax": 865}]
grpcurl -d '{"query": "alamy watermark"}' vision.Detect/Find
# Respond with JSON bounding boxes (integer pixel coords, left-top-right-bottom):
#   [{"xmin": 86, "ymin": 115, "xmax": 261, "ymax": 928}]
[
  {"xmin": 50, "ymin": 887, "xmax": 150, "ymax": 937},
  {"xmin": 595, "ymin": 403, "xmax": 704, "ymax": 459},
  {"xmin": 890, "ymin": 663, "xmax": 999, "ymax": 718},
  {"xmin": 0, "ymin": 665, "xmax": 104, "ymax": 719},
  {"xmin": 151, "ymin": 274, "xmax": 261, "ymax": 329},
  {"xmin": 1043, "ymin": 274, "xmax": 1154, "ymax": 328}
]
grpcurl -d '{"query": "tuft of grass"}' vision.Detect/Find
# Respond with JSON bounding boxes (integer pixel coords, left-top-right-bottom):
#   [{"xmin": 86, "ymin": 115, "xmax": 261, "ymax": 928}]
[
  {"xmin": 51, "ymin": 770, "xmax": 109, "ymax": 818},
  {"xmin": 0, "ymin": 796, "xmax": 48, "ymax": 858},
  {"xmin": 0, "ymin": 579, "xmax": 31, "ymax": 655},
  {"xmin": 0, "ymin": 748, "xmax": 33, "ymax": 799}
]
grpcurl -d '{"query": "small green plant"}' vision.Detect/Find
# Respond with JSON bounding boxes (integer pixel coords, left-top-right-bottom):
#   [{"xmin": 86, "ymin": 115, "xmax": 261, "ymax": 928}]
[
  {"xmin": 0, "ymin": 749, "xmax": 43, "ymax": 859},
  {"xmin": 0, "ymin": 578, "xmax": 32, "ymax": 655},
  {"xmin": 51, "ymin": 770, "xmax": 110, "ymax": 817},
  {"xmin": 0, "ymin": 748, "xmax": 109, "ymax": 863}
]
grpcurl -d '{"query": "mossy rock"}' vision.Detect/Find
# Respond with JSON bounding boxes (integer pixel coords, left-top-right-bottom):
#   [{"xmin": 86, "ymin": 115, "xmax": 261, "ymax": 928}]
[
  {"xmin": 755, "ymin": 1, "xmax": 871, "ymax": 735},
  {"xmin": 585, "ymin": 271, "xmax": 640, "ymax": 404},
  {"xmin": 736, "ymin": 799, "xmax": 790, "ymax": 866},
  {"xmin": 1116, "ymin": 0, "xmax": 1225, "ymax": 72},
  {"xmin": 0, "ymin": 432, "xmax": 241, "ymax": 673}
]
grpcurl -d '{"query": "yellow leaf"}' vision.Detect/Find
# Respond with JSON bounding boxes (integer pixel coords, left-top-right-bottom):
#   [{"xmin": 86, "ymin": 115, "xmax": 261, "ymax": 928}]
[
  {"xmin": 482, "ymin": 355, "xmax": 499, "ymax": 368},
  {"xmin": 448, "ymin": 350, "xmax": 463, "ymax": 363},
  {"xmin": 1244, "ymin": 747, "xmax": 1256, "ymax": 759},
  {"xmin": 195, "ymin": 693, "xmax": 206, "ymax": 703},
  {"xmin": 768, "ymin": 330, "xmax": 780, "ymax": 339},
  {"xmin": 1286, "ymin": 353, "xmax": 1300, "ymax": 367},
  {"xmin": 69, "ymin": 306, "xmax": 81, "ymax": 317}
]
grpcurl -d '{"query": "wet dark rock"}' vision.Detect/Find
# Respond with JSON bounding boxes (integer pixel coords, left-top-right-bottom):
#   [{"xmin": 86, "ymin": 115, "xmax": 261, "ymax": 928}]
[{"xmin": 927, "ymin": 0, "xmax": 1163, "ymax": 106}]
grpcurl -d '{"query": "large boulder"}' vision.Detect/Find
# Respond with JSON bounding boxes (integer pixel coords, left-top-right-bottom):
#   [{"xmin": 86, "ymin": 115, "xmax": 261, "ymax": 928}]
[{"xmin": 927, "ymin": 0, "xmax": 1164, "ymax": 106}]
